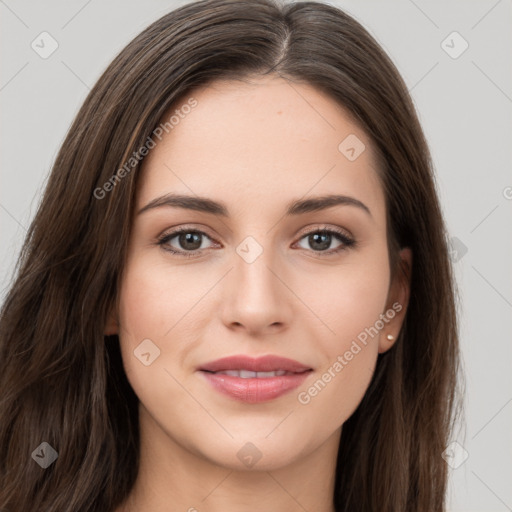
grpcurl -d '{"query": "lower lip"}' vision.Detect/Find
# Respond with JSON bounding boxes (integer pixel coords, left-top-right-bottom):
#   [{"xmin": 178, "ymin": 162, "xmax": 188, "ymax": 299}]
[{"xmin": 199, "ymin": 371, "xmax": 312, "ymax": 403}]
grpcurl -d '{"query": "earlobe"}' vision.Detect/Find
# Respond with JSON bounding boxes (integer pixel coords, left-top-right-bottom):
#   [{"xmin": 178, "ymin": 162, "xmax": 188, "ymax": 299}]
[{"xmin": 378, "ymin": 247, "xmax": 412, "ymax": 354}]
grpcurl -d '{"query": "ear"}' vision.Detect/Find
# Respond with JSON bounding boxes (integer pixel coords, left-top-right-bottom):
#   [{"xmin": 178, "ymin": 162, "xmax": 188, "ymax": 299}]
[
  {"xmin": 378, "ymin": 247, "xmax": 412, "ymax": 354},
  {"xmin": 104, "ymin": 305, "xmax": 119, "ymax": 336}
]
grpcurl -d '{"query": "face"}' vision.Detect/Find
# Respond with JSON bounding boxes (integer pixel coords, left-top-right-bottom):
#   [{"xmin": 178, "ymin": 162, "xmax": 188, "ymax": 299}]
[{"xmin": 108, "ymin": 75, "xmax": 411, "ymax": 471}]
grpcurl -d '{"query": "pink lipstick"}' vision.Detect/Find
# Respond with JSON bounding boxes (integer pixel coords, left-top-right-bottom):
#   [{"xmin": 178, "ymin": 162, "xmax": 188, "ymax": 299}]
[{"xmin": 198, "ymin": 355, "xmax": 313, "ymax": 403}]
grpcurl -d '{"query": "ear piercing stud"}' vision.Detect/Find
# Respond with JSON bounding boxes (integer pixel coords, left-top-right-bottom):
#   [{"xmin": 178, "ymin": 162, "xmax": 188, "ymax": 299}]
[{"xmin": 386, "ymin": 334, "xmax": 395, "ymax": 341}]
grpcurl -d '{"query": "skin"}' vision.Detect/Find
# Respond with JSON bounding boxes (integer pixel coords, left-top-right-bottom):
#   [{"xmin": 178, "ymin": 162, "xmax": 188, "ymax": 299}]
[{"xmin": 108, "ymin": 75, "xmax": 412, "ymax": 512}]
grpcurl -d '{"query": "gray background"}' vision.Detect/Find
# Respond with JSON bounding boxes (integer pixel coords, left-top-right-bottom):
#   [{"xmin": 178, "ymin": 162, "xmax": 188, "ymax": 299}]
[{"xmin": 1, "ymin": 1, "xmax": 511, "ymax": 510}]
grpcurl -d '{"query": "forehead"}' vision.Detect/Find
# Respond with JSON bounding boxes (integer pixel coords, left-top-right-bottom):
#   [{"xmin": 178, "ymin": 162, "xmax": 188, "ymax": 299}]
[{"xmin": 137, "ymin": 76, "xmax": 385, "ymax": 223}]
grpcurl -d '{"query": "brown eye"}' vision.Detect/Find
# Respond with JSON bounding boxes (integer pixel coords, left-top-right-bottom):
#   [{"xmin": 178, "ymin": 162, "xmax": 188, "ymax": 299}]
[
  {"xmin": 158, "ymin": 228, "xmax": 216, "ymax": 257},
  {"xmin": 295, "ymin": 228, "xmax": 355, "ymax": 255}
]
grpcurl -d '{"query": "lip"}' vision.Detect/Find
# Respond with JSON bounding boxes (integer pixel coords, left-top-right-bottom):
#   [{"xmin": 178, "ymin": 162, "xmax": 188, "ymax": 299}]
[
  {"xmin": 198, "ymin": 355, "xmax": 312, "ymax": 373},
  {"xmin": 198, "ymin": 355, "xmax": 313, "ymax": 403}
]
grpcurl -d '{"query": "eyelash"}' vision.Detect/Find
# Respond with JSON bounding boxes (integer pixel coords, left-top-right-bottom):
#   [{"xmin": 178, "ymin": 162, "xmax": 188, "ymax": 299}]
[{"xmin": 156, "ymin": 225, "xmax": 356, "ymax": 259}]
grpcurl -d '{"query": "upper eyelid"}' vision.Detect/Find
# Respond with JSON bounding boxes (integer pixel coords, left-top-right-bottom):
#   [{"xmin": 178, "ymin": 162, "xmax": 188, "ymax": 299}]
[
  {"xmin": 295, "ymin": 223, "xmax": 353, "ymax": 239},
  {"xmin": 159, "ymin": 225, "xmax": 218, "ymax": 243}
]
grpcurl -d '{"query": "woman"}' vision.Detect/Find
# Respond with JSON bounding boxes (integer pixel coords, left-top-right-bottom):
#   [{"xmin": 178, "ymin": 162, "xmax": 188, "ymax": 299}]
[{"xmin": 0, "ymin": 0, "xmax": 462, "ymax": 510}]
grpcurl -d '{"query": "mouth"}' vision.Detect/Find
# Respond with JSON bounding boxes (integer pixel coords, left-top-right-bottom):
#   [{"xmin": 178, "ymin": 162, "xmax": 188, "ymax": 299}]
[
  {"xmin": 202, "ymin": 369, "xmax": 306, "ymax": 378},
  {"xmin": 198, "ymin": 355, "xmax": 313, "ymax": 403},
  {"xmin": 198, "ymin": 354, "xmax": 312, "ymax": 373}
]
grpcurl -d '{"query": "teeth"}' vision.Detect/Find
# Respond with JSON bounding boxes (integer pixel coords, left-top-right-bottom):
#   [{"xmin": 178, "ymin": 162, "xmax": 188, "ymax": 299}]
[
  {"xmin": 240, "ymin": 370, "xmax": 257, "ymax": 378},
  {"xmin": 214, "ymin": 369, "xmax": 288, "ymax": 378}
]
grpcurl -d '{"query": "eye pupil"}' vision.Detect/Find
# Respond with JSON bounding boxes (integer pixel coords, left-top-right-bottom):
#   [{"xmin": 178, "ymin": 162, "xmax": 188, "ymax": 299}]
[
  {"xmin": 309, "ymin": 232, "xmax": 331, "ymax": 251},
  {"xmin": 179, "ymin": 232, "xmax": 202, "ymax": 250}
]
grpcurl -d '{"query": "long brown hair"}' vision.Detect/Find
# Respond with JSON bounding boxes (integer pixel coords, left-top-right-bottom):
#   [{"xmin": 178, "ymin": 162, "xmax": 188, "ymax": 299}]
[{"xmin": 0, "ymin": 1, "xmax": 462, "ymax": 510}]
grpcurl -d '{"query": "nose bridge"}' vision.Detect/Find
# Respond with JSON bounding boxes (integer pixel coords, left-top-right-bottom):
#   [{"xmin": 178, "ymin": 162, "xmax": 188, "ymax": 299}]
[
  {"xmin": 235, "ymin": 237, "xmax": 276, "ymax": 299},
  {"xmin": 221, "ymin": 233, "xmax": 292, "ymax": 333}
]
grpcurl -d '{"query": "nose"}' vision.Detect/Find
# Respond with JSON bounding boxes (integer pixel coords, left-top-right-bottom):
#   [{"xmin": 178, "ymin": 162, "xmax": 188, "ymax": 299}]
[{"xmin": 219, "ymin": 242, "xmax": 293, "ymax": 336}]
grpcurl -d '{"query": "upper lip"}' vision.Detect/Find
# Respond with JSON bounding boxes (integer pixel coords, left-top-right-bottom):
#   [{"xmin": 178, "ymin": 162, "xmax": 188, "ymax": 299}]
[{"xmin": 198, "ymin": 355, "xmax": 312, "ymax": 373}]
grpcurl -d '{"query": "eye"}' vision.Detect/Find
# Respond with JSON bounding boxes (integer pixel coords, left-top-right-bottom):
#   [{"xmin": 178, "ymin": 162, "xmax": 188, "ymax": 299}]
[
  {"xmin": 157, "ymin": 227, "xmax": 217, "ymax": 258},
  {"xmin": 157, "ymin": 225, "xmax": 356, "ymax": 258},
  {"xmin": 294, "ymin": 227, "xmax": 356, "ymax": 256}
]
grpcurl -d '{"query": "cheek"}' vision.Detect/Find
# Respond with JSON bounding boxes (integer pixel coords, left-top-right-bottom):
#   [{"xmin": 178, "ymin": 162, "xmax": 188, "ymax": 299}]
[
  {"xmin": 295, "ymin": 273, "xmax": 385, "ymax": 423},
  {"xmin": 116, "ymin": 253, "xmax": 219, "ymax": 392},
  {"xmin": 115, "ymin": 261, "xmax": 194, "ymax": 430},
  {"xmin": 118, "ymin": 256, "xmax": 207, "ymax": 340},
  {"xmin": 293, "ymin": 256, "xmax": 389, "ymax": 418},
  {"xmin": 297, "ymin": 255, "xmax": 390, "ymax": 346},
  {"xmin": 116, "ymin": 258, "xmax": 174, "ymax": 385}
]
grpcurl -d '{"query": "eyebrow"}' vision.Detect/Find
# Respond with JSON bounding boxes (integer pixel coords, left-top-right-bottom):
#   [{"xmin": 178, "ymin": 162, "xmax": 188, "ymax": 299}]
[{"xmin": 137, "ymin": 193, "xmax": 372, "ymax": 218}]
